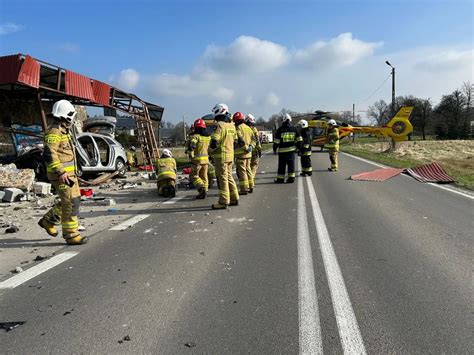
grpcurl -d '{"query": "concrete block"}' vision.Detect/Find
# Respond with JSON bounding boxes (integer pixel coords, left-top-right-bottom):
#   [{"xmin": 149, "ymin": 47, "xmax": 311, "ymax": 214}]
[
  {"xmin": 0, "ymin": 191, "xmax": 5, "ymax": 201},
  {"xmin": 33, "ymin": 182, "xmax": 52, "ymax": 196},
  {"xmin": 3, "ymin": 188, "xmax": 24, "ymax": 202},
  {"xmin": 82, "ymin": 198, "xmax": 116, "ymax": 206}
]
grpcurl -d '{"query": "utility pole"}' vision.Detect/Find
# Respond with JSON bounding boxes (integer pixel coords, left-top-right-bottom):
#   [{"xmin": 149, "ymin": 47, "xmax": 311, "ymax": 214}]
[
  {"xmin": 182, "ymin": 115, "xmax": 186, "ymax": 143},
  {"xmin": 386, "ymin": 60, "xmax": 396, "ymax": 116},
  {"xmin": 352, "ymin": 103, "xmax": 355, "ymax": 142}
]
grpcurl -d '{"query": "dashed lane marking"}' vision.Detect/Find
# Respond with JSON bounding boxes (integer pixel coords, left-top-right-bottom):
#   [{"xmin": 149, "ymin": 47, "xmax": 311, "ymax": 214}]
[
  {"xmin": 109, "ymin": 214, "xmax": 150, "ymax": 231},
  {"xmin": 297, "ymin": 175, "xmax": 323, "ymax": 354},
  {"xmin": 163, "ymin": 196, "xmax": 186, "ymax": 205},
  {"xmin": 0, "ymin": 252, "xmax": 79, "ymax": 289},
  {"xmin": 306, "ymin": 178, "xmax": 367, "ymax": 354},
  {"xmin": 342, "ymin": 152, "xmax": 474, "ymax": 200}
]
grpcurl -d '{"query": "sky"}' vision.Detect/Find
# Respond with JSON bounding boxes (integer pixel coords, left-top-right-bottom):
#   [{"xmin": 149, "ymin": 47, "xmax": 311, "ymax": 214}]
[{"xmin": 1, "ymin": 0, "xmax": 473, "ymax": 123}]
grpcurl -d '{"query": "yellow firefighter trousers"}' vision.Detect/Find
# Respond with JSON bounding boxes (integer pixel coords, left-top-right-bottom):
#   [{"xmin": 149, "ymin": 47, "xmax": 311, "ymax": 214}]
[
  {"xmin": 236, "ymin": 158, "xmax": 253, "ymax": 191},
  {"xmin": 157, "ymin": 178, "xmax": 176, "ymax": 196},
  {"xmin": 250, "ymin": 154, "xmax": 259, "ymax": 187},
  {"xmin": 42, "ymin": 175, "xmax": 81, "ymax": 239},
  {"xmin": 191, "ymin": 163, "xmax": 209, "ymax": 191},
  {"xmin": 329, "ymin": 150, "xmax": 339, "ymax": 170},
  {"xmin": 216, "ymin": 161, "xmax": 239, "ymax": 205}
]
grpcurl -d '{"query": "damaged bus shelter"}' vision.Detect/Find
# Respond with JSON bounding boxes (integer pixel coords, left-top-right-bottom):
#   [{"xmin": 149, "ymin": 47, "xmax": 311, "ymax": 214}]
[{"xmin": 0, "ymin": 53, "xmax": 164, "ymax": 171}]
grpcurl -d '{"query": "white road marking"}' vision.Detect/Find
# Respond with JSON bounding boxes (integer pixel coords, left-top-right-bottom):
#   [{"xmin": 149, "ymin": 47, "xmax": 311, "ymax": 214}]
[
  {"xmin": 297, "ymin": 176, "xmax": 323, "ymax": 354},
  {"xmin": 0, "ymin": 252, "xmax": 79, "ymax": 289},
  {"xmin": 109, "ymin": 214, "xmax": 150, "ymax": 231},
  {"xmin": 306, "ymin": 178, "xmax": 366, "ymax": 354},
  {"xmin": 163, "ymin": 195, "xmax": 185, "ymax": 204},
  {"xmin": 342, "ymin": 152, "xmax": 474, "ymax": 200}
]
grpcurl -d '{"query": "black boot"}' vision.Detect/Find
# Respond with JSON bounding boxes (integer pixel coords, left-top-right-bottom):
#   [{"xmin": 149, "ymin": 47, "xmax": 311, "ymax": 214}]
[
  {"xmin": 286, "ymin": 177, "xmax": 295, "ymax": 183},
  {"xmin": 196, "ymin": 188, "xmax": 206, "ymax": 199}
]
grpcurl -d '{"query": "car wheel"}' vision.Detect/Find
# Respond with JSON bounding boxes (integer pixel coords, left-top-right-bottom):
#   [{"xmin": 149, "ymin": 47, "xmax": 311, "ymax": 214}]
[{"xmin": 116, "ymin": 158, "xmax": 127, "ymax": 178}]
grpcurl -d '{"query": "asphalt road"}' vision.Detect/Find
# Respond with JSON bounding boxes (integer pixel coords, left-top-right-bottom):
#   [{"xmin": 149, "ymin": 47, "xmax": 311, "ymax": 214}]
[{"xmin": 1, "ymin": 151, "xmax": 472, "ymax": 354}]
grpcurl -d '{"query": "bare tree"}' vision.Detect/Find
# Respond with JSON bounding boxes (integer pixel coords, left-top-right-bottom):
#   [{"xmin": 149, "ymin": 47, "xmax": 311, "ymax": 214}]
[
  {"xmin": 462, "ymin": 81, "xmax": 473, "ymax": 136},
  {"xmin": 368, "ymin": 99, "xmax": 390, "ymax": 125},
  {"xmin": 418, "ymin": 99, "xmax": 432, "ymax": 140}
]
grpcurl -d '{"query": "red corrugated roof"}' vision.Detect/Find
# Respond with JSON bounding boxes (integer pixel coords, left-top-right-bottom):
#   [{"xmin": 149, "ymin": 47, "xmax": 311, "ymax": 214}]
[
  {"xmin": 405, "ymin": 162, "xmax": 455, "ymax": 183},
  {"xmin": 91, "ymin": 80, "xmax": 111, "ymax": 106},
  {"xmin": 17, "ymin": 55, "xmax": 40, "ymax": 88},
  {"xmin": 351, "ymin": 168, "xmax": 404, "ymax": 182},
  {"xmin": 65, "ymin": 70, "xmax": 95, "ymax": 101},
  {"xmin": 0, "ymin": 54, "xmax": 21, "ymax": 85}
]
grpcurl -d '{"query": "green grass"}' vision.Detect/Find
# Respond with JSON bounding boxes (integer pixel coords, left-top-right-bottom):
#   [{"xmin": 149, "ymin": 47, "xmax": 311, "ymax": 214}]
[{"xmin": 341, "ymin": 143, "xmax": 474, "ymax": 191}]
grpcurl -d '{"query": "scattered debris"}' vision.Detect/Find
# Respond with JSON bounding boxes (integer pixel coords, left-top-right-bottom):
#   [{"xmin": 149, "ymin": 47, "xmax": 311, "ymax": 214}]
[
  {"xmin": 0, "ymin": 321, "xmax": 26, "ymax": 332},
  {"xmin": 62, "ymin": 309, "xmax": 74, "ymax": 316},
  {"xmin": 5, "ymin": 226, "xmax": 20, "ymax": 233},
  {"xmin": 37, "ymin": 304, "xmax": 53, "ymax": 312},
  {"xmin": 33, "ymin": 182, "xmax": 52, "ymax": 196},
  {"xmin": 118, "ymin": 335, "xmax": 131, "ymax": 343},
  {"xmin": 0, "ymin": 164, "xmax": 35, "ymax": 191},
  {"xmin": 122, "ymin": 183, "xmax": 137, "ymax": 190},
  {"xmin": 226, "ymin": 217, "xmax": 247, "ymax": 223},
  {"xmin": 3, "ymin": 188, "xmax": 24, "ymax": 203},
  {"xmin": 82, "ymin": 197, "xmax": 116, "ymax": 206},
  {"xmin": 14, "ymin": 266, "xmax": 23, "ymax": 273},
  {"xmin": 34, "ymin": 255, "xmax": 45, "ymax": 261},
  {"xmin": 200, "ymin": 252, "xmax": 205, "ymax": 256},
  {"xmin": 184, "ymin": 342, "xmax": 196, "ymax": 348}
]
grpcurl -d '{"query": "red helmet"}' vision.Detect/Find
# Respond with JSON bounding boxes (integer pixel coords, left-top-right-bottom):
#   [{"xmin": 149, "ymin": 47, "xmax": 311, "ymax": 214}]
[
  {"xmin": 232, "ymin": 112, "xmax": 245, "ymax": 123},
  {"xmin": 194, "ymin": 118, "xmax": 206, "ymax": 129}
]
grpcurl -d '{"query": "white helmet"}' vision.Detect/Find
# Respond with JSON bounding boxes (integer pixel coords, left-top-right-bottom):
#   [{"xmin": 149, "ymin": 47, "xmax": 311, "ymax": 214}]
[
  {"xmin": 51, "ymin": 99, "xmax": 77, "ymax": 123},
  {"xmin": 245, "ymin": 113, "xmax": 256, "ymax": 124},
  {"xmin": 161, "ymin": 148, "xmax": 172, "ymax": 158},
  {"xmin": 327, "ymin": 119, "xmax": 337, "ymax": 126},
  {"xmin": 298, "ymin": 119, "xmax": 308, "ymax": 129},
  {"xmin": 212, "ymin": 103, "xmax": 229, "ymax": 116},
  {"xmin": 282, "ymin": 113, "xmax": 292, "ymax": 123}
]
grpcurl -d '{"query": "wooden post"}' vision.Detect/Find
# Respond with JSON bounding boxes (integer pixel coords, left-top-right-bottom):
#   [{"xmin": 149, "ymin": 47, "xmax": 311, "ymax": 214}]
[{"xmin": 37, "ymin": 92, "xmax": 48, "ymax": 131}]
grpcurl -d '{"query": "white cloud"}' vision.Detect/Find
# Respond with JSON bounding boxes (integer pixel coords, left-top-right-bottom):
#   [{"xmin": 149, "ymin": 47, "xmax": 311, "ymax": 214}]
[
  {"xmin": 213, "ymin": 87, "xmax": 234, "ymax": 101},
  {"xmin": 265, "ymin": 92, "xmax": 280, "ymax": 106},
  {"xmin": 201, "ymin": 35, "xmax": 290, "ymax": 74},
  {"xmin": 414, "ymin": 49, "xmax": 473, "ymax": 73},
  {"xmin": 294, "ymin": 32, "xmax": 383, "ymax": 70},
  {"xmin": 116, "ymin": 68, "xmax": 140, "ymax": 90},
  {"xmin": 0, "ymin": 22, "xmax": 24, "ymax": 35},
  {"xmin": 60, "ymin": 42, "xmax": 80, "ymax": 53}
]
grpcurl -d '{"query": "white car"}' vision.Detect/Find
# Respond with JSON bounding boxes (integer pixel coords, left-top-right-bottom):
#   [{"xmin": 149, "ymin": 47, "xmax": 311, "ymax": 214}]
[{"xmin": 75, "ymin": 132, "xmax": 128, "ymax": 178}]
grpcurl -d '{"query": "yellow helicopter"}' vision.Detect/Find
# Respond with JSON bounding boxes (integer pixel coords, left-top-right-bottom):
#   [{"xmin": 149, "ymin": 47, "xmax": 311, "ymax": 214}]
[{"xmin": 303, "ymin": 106, "xmax": 414, "ymax": 149}]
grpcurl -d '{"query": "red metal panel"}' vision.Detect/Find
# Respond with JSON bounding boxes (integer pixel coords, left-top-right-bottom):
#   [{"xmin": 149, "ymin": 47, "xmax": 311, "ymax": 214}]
[
  {"xmin": 17, "ymin": 55, "xmax": 40, "ymax": 88},
  {"xmin": 91, "ymin": 80, "xmax": 111, "ymax": 106},
  {"xmin": 406, "ymin": 162, "xmax": 454, "ymax": 183},
  {"xmin": 351, "ymin": 168, "xmax": 404, "ymax": 182},
  {"xmin": 0, "ymin": 54, "xmax": 21, "ymax": 85},
  {"xmin": 65, "ymin": 70, "xmax": 95, "ymax": 101}
]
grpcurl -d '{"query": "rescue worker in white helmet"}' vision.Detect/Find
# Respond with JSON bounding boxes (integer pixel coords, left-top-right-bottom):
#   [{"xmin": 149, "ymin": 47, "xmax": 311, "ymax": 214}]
[
  {"xmin": 325, "ymin": 119, "xmax": 340, "ymax": 171},
  {"xmin": 189, "ymin": 118, "xmax": 211, "ymax": 199},
  {"xmin": 297, "ymin": 119, "xmax": 313, "ymax": 176},
  {"xmin": 209, "ymin": 103, "xmax": 239, "ymax": 209},
  {"xmin": 233, "ymin": 111, "xmax": 256, "ymax": 195},
  {"xmin": 273, "ymin": 113, "xmax": 302, "ymax": 183},
  {"xmin": 38, "ymin": 99, "xmax": 88, "ymax": 245},
  {"xmin": 156, "ymin": 149, "xmax": 177, "ymax": 197},
  {"xmin": 245, "ymin": 113, "xmax": 261, "ymax": 191}
]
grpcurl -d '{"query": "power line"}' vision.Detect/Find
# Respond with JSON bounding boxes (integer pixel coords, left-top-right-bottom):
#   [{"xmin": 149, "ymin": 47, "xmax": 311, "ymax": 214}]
[{"xmin": 356, "ymin": 73, "xmax": 391, "ymax": 105}]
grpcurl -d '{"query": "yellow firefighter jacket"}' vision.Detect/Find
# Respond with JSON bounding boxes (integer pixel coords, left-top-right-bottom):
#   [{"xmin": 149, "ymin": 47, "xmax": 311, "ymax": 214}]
[
  {"xmin": 235, "ymin": 123, "xmax": 255, "ymax": 159},
  {"xmin": 325, "ymin": 127, "xmax": 340, "ymax": 151},
  {"xmin": 155, "ymin": 157, "xmax": 177, "ymax": 182},
  {"xmin": 210, "ymin": 122, "xmax": 237, "ymax": 163},
  {"xmin": 190, "ymin": 134, "xmax": 211, "ymax": 164},
  {"xmin": 43, "ymin": 123, "xmax": 77, "ymax": 181}
]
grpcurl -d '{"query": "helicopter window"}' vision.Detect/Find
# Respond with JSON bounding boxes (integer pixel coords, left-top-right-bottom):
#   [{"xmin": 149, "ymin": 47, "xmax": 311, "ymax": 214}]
[{"xmin": 312, "ymin": 127, "xmax": 325, "ymax": 137}]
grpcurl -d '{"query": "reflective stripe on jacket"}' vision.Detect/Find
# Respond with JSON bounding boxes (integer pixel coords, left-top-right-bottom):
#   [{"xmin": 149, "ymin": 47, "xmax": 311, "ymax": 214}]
[
  {"xmin": 235, "ymin": 123, "xmax": 255, "ymax": 159},
  {"xmin": 273, "ymin": 124, "xmax": 302, "ymax": 154},
  {"xmin": 190, "ymin": 134, "xmax": 210, "ymax": 164},
  {"xmin": 325, "ymin": 127, "xmax": 340, "ymax": 151},
  {"xmin": 156, "ymin": 157, "xmax": 177, "ymax": 182},
  {"xmin": 43, "ymin": 123, "xmax": 76, "ymax": 179},
  {"xmin": 300, "ymin": 128, "xmax": 313, "ymax": 156},
  {"xmin": 210, "ymin": 122, "xmax": 236, "ymax": 163}
]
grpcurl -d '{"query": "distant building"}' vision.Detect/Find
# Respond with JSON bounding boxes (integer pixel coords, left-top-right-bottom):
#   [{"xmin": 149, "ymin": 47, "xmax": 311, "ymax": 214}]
[{"xmin": 116, "ymin": 117, "xmax": 136, "ymax": 136}]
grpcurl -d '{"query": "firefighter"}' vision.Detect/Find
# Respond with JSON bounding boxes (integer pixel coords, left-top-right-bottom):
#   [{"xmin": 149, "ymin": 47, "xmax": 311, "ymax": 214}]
[
  {"xmin": 38, "ymin": 100, "xmax": 88, "ymax": 245},
  {"xmin": 325, "ymin": 119, "xmax": 340, "ymax": 171},
  {"xmin": 126, "ymin": 145, "xmax": 138, "ymax": 170},
  {"xmin": 189, "ymin": 118, "xmax": 211, "ymax": 199},
  {"xmin": 185, "ymin": 124, "xmax": 195, "ymax": 161},
  {"xmin": 273, "ymin": 114, "xmax": 302, "ymax": 183},
  {"xmin": 297, "ymin": 119, "xmax": 313, "ymax": 176},
  {"xmin": 233, "ymin": 112, "xmax": 256, "ymax": 195},
  {"xmin": 246, "ymin": 113, "xmax": 261, "ymax": 191},
  {"xmin": 156, "ymin": 149, "xmax": 177, "ymax": 197},
  {"xmin": 209, "ymin": 103, "xmax": 239, "ymax": 209}
]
